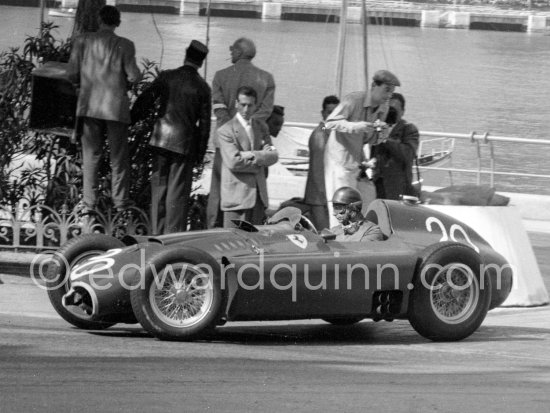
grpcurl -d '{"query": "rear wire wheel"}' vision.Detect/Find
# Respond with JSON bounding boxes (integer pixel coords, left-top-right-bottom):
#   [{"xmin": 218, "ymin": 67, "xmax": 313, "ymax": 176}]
[{"xmin": 408, "ymin": 242, "xmax": 491, "ymax": 341}]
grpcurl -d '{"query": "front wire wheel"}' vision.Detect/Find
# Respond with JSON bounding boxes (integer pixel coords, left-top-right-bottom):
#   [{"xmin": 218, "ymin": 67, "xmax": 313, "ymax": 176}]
[
  {"xmin": 130, "ymin": 248, "xmax": 223, "ymax": 341},
  {"xmin": 149, "ymin": 263, "xmax": 214, "ymax": 329}
]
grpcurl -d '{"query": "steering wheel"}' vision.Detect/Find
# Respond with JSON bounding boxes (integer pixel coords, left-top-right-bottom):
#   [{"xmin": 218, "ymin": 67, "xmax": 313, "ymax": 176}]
[{"xmin": 298, "ymin": 215, "xmax": 318, "ymax": 234}]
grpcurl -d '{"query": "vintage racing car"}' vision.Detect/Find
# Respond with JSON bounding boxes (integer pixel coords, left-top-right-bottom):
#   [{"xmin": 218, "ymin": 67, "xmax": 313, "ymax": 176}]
[{"xmin": 45, "ymin": 199, "xmax": 513, "ymax": 342}]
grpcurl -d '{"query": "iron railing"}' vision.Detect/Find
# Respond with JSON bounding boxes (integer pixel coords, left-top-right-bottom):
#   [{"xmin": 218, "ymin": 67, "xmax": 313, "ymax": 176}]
[{"xmin": 285, "ymin": 121, "xmax": 550, "ymax": 187}]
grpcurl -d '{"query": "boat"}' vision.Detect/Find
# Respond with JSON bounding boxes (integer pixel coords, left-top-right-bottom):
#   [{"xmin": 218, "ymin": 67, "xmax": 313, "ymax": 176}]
[
  {"xmin": 48, "ymin": 8, "xmax": 75, "ymax": 19},
  {"xmin": 271, "ymin": 125, "xmax": 455, "ymax": 176},
  {"xmin": 416, "ymin": 136, "xmax": 454, "ymax": 167}
]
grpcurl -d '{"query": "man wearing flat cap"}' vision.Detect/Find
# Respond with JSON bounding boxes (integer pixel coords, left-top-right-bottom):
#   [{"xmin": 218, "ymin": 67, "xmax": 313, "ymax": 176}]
[
  {"xmin": 131, "ymin": 40, "xmax": 211, "ymax": 234},
  {"xmin": 323, "ymin": 69, "xmax": 400, "ymax": 226}
]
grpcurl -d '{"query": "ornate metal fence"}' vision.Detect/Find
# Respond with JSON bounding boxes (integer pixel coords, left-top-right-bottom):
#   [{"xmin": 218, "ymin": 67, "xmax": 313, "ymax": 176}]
[{"xmin": 0, "ymin": 203, "xmax": 151, "ymax": 251}]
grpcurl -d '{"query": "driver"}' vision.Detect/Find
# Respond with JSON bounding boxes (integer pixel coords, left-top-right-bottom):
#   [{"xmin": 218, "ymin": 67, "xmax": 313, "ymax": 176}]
[{"xmin": 330, "ymin": 187, "xmax": 384, "ymax": 242}]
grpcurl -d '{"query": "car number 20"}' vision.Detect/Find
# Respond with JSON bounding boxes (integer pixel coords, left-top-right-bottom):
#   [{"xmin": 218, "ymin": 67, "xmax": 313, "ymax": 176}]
[{"xmin": 425, "ymin": 217, "xmax": 480, "ymax": 253}]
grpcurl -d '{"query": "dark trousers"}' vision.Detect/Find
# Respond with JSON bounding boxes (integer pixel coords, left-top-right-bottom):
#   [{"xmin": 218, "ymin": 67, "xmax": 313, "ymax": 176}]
[
  {"xmin": 81, "ymin": 117, "xmax": 130, "ymax": 210},
  {"xmin": 206, "ymin": 148, "xmax": 223, "ymax": 228},
  {"xmin": 151, "ymin": 149, "xmax": 194, "ymax": 235},
  {"xmin": 223, "ymin": 196, "xmax": 265, "ymax": 228}
]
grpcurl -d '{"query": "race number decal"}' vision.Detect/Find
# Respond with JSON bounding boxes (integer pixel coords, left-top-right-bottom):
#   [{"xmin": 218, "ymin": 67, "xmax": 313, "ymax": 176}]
[
  {"xmin": 425, "ymin": 217, "xmax": 480, "ymax": 253},
  {"xmin": 70, "ymin": 248, "xmax": 123, "ymax": 280},
  {"xmin": 287, "ymin": 234, "xmax": 308, "ymax": 249}
]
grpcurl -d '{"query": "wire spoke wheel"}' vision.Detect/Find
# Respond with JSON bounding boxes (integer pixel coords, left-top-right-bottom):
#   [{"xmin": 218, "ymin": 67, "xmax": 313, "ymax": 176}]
[
  {"xmin": 149, "ymin": 263, "xmax": 214, "ymax": 328},
  {"xmin": 408, "ymin": 242, "xmax": 491, "ymax": 341},
  {"xmin": 429, "ymin": 263, "xmax": 479, "ymax": 324},
  {"xmin": 131, "ymin": 249, "xmax": 224, "ymax": 340}
]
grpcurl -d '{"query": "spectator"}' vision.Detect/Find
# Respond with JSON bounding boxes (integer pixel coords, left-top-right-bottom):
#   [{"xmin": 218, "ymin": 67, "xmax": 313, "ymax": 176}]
[
  {"xmin": 370, "ymin": 92, "xmax": 419, "ymax": 200},
  {"xmin": 324, "ymin": 70, "xmax": 400, "ymax": 225},
  {"xmin": 207, "ymin": 37, "xmax": 275, "ymax": 228},
  {"xmin": 68, "ymin": 5, "xmax": 141, "ymax": 214},
  {"xmin": 217, "ymin": 86, "xmax": 278, "ymax": 227},
  {"xmin": 131, "ymin": 40, "xmax": 211, "ymax": 234},
  {"xmin": 303, "ymin": 95, "xmax": 340, "ymax": 230}
]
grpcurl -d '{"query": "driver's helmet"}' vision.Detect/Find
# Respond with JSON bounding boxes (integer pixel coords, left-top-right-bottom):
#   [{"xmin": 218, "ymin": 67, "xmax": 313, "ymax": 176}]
[
  {"xmin": 331, "ymin": 186, "xmax": 362, "ymax": 208},
  {"xmin": 331, "ymin": 187, "xmax": 362, "ymax": 225}
]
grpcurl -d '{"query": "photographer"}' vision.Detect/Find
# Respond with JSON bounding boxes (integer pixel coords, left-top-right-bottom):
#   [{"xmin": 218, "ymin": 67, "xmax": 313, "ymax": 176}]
[{"xmin": 367, "ymin": 93, "xmax": 419, "ymax": 200}]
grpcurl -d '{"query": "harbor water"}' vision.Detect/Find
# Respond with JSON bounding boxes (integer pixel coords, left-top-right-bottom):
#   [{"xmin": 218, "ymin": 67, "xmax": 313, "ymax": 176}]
[{"xmin": 2, "ymin": 5, "xmax": 550, "ymax": 194}]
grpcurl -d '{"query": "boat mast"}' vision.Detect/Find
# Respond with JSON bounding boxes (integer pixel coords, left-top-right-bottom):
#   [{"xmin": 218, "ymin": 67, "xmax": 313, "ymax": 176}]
[
  {"xmin": 362, "ymin": 0, "xmax": 368, "ymax": 89},
  {"xmin": 204, "ymin": 0, "xmax": 212, "ymax": 79},
  {"xmin": 39, "ymin": 0, "xmax": 45, "ymax": 35},
  {"xmin": 335, "ymin": 0, "xmax": 348, "ymax": 97}
]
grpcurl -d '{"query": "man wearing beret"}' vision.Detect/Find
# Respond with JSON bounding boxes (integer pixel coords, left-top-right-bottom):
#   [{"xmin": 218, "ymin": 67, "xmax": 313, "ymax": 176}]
[
  {"xmin": 131, "ymin": 40, "xmax": 211, "ymax": 234},
  {"xmin": 206, "ymin": 37, "xmax": 276, "ymax": 228},
  {"xmin": 323, "ymin": 69, "xmax": 400, "ymax": 225}
]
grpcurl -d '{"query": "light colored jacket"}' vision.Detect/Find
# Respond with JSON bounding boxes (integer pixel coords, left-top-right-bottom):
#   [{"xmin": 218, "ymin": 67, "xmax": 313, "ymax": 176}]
[
  {"xmin": 212, "ymin": 59, "xmax": 275, "ymax": 133},
  {"xmin": 68, "ymin": 28, "xmax": 141, "ymax": 124},
  {"xmin": 218, "ymin": 117, "xmax": 279, "ymax": 211},
  {"xmin": 324, "ymin": 91, "xmax": 389, "ymax": 169}
]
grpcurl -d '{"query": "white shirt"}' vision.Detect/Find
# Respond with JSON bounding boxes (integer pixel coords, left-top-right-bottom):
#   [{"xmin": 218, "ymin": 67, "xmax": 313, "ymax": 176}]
[{"xmin": 236, "ymin": 112, "xmax": 254, "ymax": 149}]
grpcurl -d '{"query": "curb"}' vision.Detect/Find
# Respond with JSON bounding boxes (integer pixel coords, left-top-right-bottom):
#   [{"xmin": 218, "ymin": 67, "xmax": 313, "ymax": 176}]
[{"xmin": 0, "ymin": 252, "xmax": 51, "ymax": 278}]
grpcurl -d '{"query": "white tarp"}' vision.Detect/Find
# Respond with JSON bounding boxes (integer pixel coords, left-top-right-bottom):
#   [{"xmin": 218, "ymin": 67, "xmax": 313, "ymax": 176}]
[{"xmin": 426, "ymin": 205, "xmax": 549, "ymax": 307}]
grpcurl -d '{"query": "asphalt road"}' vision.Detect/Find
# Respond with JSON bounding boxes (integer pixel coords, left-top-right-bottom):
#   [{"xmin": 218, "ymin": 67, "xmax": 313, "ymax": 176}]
[{"xmin": 1, "ymin": 273, "xmax": 550, "ymax": 413}]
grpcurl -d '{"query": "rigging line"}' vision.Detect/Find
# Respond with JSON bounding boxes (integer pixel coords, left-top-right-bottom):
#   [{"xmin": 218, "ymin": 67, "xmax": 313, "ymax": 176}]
[
  {"xmin": 374, "ymin": 13, "xmax": 390, "ymax": 71},
  {"xmin": 204, "ymin": 0, "xmax": 212, "ymax": 79},
  {"xmin": 408, "ymin": 25, "xmax": 445, "ymax": 130},
  {"xmin": 150, "ymin": 10, "xmax": 164, "ymax": 69}
]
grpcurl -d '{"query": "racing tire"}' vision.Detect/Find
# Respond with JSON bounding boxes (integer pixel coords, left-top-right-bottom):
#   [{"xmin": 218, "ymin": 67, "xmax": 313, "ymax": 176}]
[
  {"xmin": 322, "ymin": 317, "xmax": 363, "ymax": 326},
  {"xmin": 45, "ymin": 234, "xmax": 125, "ymax": 330},
  {"xmin": 130, "ymin": 248, "xmax": 224, "ymax": 341},
  {"xmin": 408, "ymin": 242, "xmax": 491, "ymax": 342}
]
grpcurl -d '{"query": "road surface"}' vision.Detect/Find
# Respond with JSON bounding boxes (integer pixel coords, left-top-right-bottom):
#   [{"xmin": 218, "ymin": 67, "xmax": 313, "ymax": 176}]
[{"xmin": 0, "ymin": 232, "xmax": 549, "ymax": 412}]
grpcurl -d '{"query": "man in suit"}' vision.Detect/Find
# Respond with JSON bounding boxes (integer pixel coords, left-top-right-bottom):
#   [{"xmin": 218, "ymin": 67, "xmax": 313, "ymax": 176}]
[
  {"xmin": 207, "ymin": 37, "xmax": 276, "ymax": 228},
  {"xmin": 370, "ymin": 92, "xmax": 419, "ymax": 200},
  {"xmin": 131, "ymin": 40, "xmax": 211, "ymax": 234},
  {"xmin": 218, "ymin": 86, "xmax": 279, "ymax": 227},
  {"xmin": 68, "ymin": 5, "xmax": 141, "ymax": 213}
]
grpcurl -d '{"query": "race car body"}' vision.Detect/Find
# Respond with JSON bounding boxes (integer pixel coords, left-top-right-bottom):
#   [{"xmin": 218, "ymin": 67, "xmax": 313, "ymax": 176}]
[{"xmin": 46, "ymin": 199, "xmax": 513, "ymax": 341}]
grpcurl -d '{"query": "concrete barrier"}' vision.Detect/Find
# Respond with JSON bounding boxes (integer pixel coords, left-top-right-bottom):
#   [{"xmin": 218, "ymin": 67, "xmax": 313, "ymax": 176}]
[
  {"xmin": 180, "ymin": 0, "xmax": 200, "ymax": 15},
  {"xmin": 262, "ymin": 2, "xmax": 282, "ymax": 20},
  {"xmin": 447, "ymin": 11, "xmax": 471, "ymax": 29},
  {"xmin": 527, "ymin": 15, "xmax": 547, "ymax": 33},
  {"xmin": 346, "ymin": 6, "xmax": 362, "ymax": 24},
  {"xmin": 421, "ymin": 10, "xmax": 441, "ymax": 28}
]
